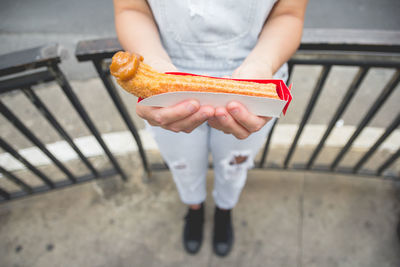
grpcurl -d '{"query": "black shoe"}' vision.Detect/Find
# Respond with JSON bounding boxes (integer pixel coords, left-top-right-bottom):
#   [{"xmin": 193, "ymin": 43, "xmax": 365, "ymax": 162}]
[
  {"xmin": 213, "ymin": 207, "xmax": 234, "ymax": 257},
  {"xmin": 183, "ymin": 203, "xmax": 204, "ymax": 254}
]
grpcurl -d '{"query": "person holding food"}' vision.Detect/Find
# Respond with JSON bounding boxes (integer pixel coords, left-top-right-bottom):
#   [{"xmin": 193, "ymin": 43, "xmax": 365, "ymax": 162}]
[{"xmin": 113, "ymin": 0, "xmax": 308, "ymax": 256}]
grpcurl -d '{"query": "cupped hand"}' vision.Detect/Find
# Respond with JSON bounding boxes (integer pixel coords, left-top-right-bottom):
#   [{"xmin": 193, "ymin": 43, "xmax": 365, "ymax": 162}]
[
  {"xmin": 208, "ymin": 102, "xmax": 271, "ymax": 139},
  {"xmin": 137, "ymin": 100, "xmax": 214, "ymax": 133},
  {"xmin": 207, "ymin": 59, "xmax": 273, "ymax": 139},
  {"xmin": 136, "ymin": 58, "xmax": 214, "ymax": 133}
]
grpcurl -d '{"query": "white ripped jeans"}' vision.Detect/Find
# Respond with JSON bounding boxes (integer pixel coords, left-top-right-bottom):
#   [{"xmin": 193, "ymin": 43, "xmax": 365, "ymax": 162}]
[{"xmin": 147, "ymin": 119, "xmax": 275, "ymax": 209}]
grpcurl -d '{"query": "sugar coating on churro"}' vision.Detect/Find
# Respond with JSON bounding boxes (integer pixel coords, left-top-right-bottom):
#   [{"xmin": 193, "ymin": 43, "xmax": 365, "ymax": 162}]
[{"xmin": 110, "ymin": 51, "xmax": 279, "ymax": 99}]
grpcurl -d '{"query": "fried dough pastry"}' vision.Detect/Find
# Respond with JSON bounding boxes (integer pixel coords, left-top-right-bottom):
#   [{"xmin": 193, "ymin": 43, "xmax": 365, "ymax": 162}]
[{"xmin": 110, "ymin": 51, "xmax": 279, "ymax": 99}]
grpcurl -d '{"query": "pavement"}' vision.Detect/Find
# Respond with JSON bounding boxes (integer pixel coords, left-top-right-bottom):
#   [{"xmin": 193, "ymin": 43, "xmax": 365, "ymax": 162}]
[{"xmin": 0, "ymin": 153, "xmax": 399, "ymax": 267}]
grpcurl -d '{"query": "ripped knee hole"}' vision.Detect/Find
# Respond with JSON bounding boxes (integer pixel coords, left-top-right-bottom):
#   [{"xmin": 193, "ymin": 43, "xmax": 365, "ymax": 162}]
[
  {"xmin": 172, "ymin": 162, "xmax": 187, "ymax": 170},
  {"xmin": 229, "ymin": 155, "xmax": 248, "ymax": 165}
]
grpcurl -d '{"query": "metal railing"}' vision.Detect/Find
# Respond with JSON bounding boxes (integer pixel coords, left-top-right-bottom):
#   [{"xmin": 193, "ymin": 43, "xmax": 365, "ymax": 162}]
[
  {"xmin": 0, "ymin": 44, "xmax": 128, "ymax": 201},
  {"xmin": 0, "ymin": 29, "xmax": 399, "ymax": 202},
  {"xmin": 273, "ymin": 30, "xmax": 400, "ymax": 178},
  {"xmin": 76, "ymin": 29, "xmax": 400, "ymax": 179}
]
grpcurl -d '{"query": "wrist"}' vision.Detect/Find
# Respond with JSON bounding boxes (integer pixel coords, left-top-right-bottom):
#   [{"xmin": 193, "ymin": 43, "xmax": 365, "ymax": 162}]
[
  {"xmin": 233, "ymin": 58, "xmax": 274, "ymax": 79},
  {"xmin": 145, "ymin": 57, "xmax": 178, "ymax": 73},
  {"xmin": 242, "ymin": 57, "xmax": 274, "ymax": 74}
]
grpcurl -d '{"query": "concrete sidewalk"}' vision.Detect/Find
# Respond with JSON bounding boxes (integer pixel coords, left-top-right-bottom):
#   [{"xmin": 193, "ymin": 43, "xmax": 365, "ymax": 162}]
[{"xmin": 1, "ymin": 153, "xmax": 399, "ymax": 267}]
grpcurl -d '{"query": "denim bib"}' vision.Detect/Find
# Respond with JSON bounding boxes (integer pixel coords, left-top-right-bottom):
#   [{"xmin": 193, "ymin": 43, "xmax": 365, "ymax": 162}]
[{"xmin": 147, "ymin": 0, "xmax": 288, "ymax": 80}]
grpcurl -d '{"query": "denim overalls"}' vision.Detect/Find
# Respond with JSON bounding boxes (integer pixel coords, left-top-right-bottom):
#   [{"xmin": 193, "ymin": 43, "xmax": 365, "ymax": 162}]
[{"xmin": 146, "ymin": 0, "xmax": 287, "ymax": 208}]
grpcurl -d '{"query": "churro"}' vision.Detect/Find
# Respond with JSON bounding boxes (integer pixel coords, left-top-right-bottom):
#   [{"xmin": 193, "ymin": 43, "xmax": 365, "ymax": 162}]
[{"xmin": 110, "ymin": 51, "xmax": 279, "ymax": 99}]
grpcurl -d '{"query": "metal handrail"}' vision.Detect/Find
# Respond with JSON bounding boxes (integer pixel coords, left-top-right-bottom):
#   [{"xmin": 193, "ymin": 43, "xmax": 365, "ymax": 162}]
[
  {"xmin": 0, "ymin": 44, "xmax": 123, "ymax": 202},
  {"xmin": 0, "ymin": 29, "xmax": 399, "ymax": 202},
  {"xmin": 74, "ymin": 29, "xmax": 400, "ymax": 180}
]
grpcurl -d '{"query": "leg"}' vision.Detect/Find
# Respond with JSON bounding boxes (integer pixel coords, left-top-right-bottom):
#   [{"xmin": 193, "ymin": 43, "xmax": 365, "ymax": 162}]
[
  {"xmin": 210, "ymin": 118, "xmax": 276, "ymax": 209},
  {"xmin": 146, "ymin": 121, "xmax": 209, "ymax": 205},
  {"xmin": 210, "ymin": 118, "xmax": 276, "ymax": 256},
  {"xmin": 147, "ymin": 122, "xmax": 210, "ymax": 254}
]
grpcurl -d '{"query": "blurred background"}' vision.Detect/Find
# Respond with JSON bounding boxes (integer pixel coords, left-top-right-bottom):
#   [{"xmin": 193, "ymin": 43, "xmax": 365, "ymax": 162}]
[
  {"xmin": 1, "ymin": 0, "xmax": 399, "ymax": 80},
  {"xmin": 0, "ymin": 0, "xmax": 399, "ymax": 266}
]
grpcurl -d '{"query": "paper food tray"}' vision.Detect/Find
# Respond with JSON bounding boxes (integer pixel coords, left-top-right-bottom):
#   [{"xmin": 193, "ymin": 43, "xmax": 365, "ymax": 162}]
[{"xmin": 138, "ymin": 72, "xmax": 292, "ymax": 117}]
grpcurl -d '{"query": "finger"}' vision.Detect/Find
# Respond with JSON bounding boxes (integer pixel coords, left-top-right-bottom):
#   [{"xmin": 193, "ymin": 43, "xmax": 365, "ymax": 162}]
[
  {"xmin": 215, "ymin": 107, "xmax": 250, "ymax": 139},
  {"xmin": 146, "ymin": 100, "xmax": 200, "ymax": 126},
  {"xmin": 227, "ymin": 101, "xmax": 271, "ymax": 133},
  {"xmin": 136, "ymin": 105, "xmax": 162, "ymax": 126},
  {"xmin": 165, "ymin": 106, "xmax": 214, "ymax": 133},
  {"xmin": 136, "ymin": 105, "xmax": 160, "ymax": 119},
  {"xmin": 207, "ymin": 116, "xmax": 224, "ymax": 131}
]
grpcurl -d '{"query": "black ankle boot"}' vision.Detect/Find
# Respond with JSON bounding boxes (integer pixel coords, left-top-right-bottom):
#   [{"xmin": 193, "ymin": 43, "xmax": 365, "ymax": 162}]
[
  {"xmin": 183, "ymin": 203, "xmax": 204, "ymax": 254},
  {"xmin": 213, "ymin": 207, "xmax": 234, "ymax": 257}
]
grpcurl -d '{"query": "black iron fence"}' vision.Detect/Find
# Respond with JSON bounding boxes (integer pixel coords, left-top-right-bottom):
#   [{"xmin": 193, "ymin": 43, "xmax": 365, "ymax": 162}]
[
  {"xmin": 0, "ymin": 29, "xmax": 399, "ymax": 202},
  {"xmin": 278, "ymin": 30, "xmax": 400, "ymax": 178},
  {"xmin": 0, "ymin": 45, "xmax": 126, "ymax": 201}
]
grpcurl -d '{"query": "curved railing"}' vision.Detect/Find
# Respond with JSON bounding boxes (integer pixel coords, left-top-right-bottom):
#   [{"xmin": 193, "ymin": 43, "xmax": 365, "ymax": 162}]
[{"xmin": 0, "ymin": 29, "xmax": 399, "ymax": 202}]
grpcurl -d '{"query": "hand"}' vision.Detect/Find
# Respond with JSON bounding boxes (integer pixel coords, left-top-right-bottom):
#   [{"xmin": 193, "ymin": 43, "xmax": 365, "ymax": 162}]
[
  {"xmin": 137, "ymin": 100, "xmax": 214, "ymax": 133},
  {"xmin": 207, "ymin": 60, "xmax": 273, "ymax": 139},
  {"xmin": 136, "ymin": 58, "xmax": 214, "ymax": 133}
]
